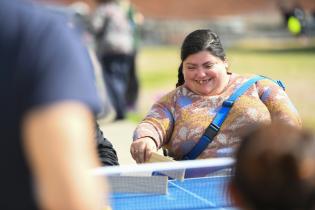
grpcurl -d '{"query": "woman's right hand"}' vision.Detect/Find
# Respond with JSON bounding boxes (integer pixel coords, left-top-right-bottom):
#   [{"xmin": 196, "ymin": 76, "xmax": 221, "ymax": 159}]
[{"xmin": 130, "ymin": 137, "xmax": 157, "ymax": 163}]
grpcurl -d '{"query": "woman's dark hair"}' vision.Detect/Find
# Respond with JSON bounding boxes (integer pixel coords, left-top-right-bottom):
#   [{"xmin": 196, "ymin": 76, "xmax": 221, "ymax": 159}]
[
  {"xmin": 176, "ymin": 29, "xmax": 226, "ymax": 87},
  {"xmin": 232, "ymin": 122, "xmax": 315, "ymax": 210}
]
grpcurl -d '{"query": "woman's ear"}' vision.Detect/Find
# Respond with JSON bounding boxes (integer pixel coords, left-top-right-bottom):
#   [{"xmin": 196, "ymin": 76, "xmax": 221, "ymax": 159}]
[{"xmin": 223, "ymin": 57, "xmax": 229, "ymax": 71}]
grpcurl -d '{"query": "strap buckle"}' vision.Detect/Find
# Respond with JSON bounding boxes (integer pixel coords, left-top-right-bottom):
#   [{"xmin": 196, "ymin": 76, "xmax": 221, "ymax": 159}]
[
  {"xmin": 209, "ymin": 123, "xmax": 219, "ymax": 132},
  {"xmin": 222, "ymin": 100, "xmax": 234, "ymax": 107},
  {"xmin": 203, "ymin": 123, "xmax": 220, "ymax": 139}
]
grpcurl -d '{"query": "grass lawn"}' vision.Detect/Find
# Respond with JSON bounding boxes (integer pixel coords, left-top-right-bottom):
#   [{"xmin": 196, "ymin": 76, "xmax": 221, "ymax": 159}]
[{"xmin": 129, "ymin": 38, "xmax": 315, "ymax": 130}]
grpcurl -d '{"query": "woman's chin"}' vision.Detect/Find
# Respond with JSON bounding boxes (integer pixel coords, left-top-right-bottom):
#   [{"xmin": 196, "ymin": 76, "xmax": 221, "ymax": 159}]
[{"xmin": 197, "ymin": 89, "xmax": 214, "ymax": 96}]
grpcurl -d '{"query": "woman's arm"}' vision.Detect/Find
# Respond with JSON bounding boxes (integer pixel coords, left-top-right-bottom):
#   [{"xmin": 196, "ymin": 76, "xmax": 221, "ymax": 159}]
[
  {"xmin": 131, "ymin": 95, "xmax": 175, "ymax": 163},
  {"xmin": 130, "ymin": 137, "xmax": 158, "ymax": 163},
  {"xmin": 257, "ymin": 79, "xmax": 302, "ymax": 127}
]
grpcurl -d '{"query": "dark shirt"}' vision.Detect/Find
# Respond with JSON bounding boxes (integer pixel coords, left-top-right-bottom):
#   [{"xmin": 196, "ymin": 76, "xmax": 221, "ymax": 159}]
[
  {"xmin": 47, "ymin": 5, "xmax": 120, "ymax": 167},
  {"xmin": 0, "ymin": 1, "xmax": 101, "ymax": 209},
  {"xmin": 95, "ymin": 123, "xmax": 119, "ymax": 166}
]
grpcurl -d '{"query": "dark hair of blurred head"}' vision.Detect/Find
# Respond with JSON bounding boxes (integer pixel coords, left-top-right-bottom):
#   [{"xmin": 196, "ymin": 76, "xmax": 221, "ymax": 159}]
[
  {"xmin": 231, "ymin": 122, "xmax": 315, "ymax": 210},
  {"xmin": 176, "ymin": 29, "xmax": 226, "ymax": 87},
  {"xmin": 96, "ymin": 0, "xmax": 116, "ymax": 3}
]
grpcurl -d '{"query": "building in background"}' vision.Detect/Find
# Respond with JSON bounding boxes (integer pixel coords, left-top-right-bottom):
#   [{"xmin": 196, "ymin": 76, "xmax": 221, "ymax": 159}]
[{"xmin": 129, "ymin": 0, "xmax": 315, "ymax": 45}]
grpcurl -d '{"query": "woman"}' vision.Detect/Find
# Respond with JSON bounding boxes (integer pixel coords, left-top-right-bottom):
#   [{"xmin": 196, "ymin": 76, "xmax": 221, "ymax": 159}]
[
  {"xmin": 130, "ymin": 29, "xmax": 301, "ymax": 163},
  {"xmin": 230, "ymin": 122, "xmax": 315, "ymax": 210}
]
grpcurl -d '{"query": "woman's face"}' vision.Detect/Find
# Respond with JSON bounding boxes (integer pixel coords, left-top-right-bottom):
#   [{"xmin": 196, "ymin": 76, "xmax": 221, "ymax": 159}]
[{"xmin": 182, "ymin": 50, "xmax": 229, "ymax": 96}]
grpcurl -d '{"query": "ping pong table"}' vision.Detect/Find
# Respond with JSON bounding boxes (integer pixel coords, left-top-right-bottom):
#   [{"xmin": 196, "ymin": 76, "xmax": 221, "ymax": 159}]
[{"xmin": 109, "ymin": 175, "xmax": 236, "ymax": 210}]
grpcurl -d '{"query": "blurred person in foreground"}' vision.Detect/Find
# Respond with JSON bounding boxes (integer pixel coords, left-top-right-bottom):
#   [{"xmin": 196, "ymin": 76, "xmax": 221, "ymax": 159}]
[
  {"xmin": 43, "ymin": 0, "xmax": 120, "ymax": 166},
  {"xmin": 130, "ymin": 29, "xmax": 301, "ymax": 163},
  {"xmin": 0, "ymin": 0, "xmax": 108, "ymax": 209},
  {"xmin": 230, "ymin": 122, "xmax": 315, "ymax": 210}
]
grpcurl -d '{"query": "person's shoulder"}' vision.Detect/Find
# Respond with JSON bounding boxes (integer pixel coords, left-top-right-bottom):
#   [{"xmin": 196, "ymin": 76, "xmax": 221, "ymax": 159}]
[
  {"xmin": 256, "ymin": 75, "xmax": 284, "ymax": 89},
  {"xmin": 155, "ymin": 86, "xmax": 188, "ymax": 104},
  {"xmin": 235, "ymin": 74, "xmax": 279, "ymax": 87},
  {"xmin": 226, "ymin": 73, "xmax": 247, "ymax": 88},
  {"xmin": 5, "ymin": 1, "xmax": 72, "ymax": 40},
  {"xmin": 235, "ymin": 73, "xmax": 255, "ymax": 80},
  {"xmin": 98, "ymin": 2, "xmax": 121, "ymax": 14},
  {"xmin": 157, "ymin": 88, "xmax": 177, "ymax": 101},
  {"xmin": 0, "ymin": 1, "xmax": 40, "ymax": 36}
]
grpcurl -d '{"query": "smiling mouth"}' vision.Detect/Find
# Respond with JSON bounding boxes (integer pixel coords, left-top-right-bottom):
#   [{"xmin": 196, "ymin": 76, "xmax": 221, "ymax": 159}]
[{"xmin": 195, "ymin": 79, "xmax": 211, "ymax": 85}]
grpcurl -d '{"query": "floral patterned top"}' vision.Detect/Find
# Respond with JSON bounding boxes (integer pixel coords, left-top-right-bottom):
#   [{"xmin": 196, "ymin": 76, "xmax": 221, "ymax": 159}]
[{"xmin": 133, "ymin": 73, "xmax": 302, "ymax": 160}]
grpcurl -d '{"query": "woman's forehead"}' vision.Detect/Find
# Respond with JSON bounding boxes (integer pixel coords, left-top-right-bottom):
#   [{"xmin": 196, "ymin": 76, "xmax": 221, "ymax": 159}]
[{"xmin": 183, "ymin": 51, "xmax": 220, "ymax": 63}]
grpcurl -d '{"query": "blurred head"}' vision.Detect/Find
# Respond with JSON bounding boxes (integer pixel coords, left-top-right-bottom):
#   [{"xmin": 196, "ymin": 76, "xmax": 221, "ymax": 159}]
[
  {"xmin": 230, "ymin": 122, "xmax": 315, "ymax": 210},
  {"xmin": 176, "ymin": 29, "xmax": 230, "ymax": 96},
  {"xmin": 96, "ymin": 0, "xmax": 116, "ymax": 3}
]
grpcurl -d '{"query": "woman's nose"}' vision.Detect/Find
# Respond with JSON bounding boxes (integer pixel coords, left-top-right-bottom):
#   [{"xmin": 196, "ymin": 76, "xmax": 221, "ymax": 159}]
[{"xmin": 196, "ymin": 68, "xmax": 207, "ymax": 77}]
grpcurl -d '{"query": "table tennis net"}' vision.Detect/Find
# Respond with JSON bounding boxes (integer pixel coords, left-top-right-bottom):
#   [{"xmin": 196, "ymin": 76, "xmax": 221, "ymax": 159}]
[{"xmin": 93, "ymin": 158, "xmax": 235, "ymax": 210}]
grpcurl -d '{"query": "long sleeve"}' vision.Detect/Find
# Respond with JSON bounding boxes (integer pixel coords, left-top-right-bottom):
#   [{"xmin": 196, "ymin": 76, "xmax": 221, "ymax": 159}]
[
  {"xmin": 256, "ymin": 79, "xmax": 302, "ymax": 127},
  {"xmin": 133, "ymin": 92, "xmax": 175, "ymax": 148}
]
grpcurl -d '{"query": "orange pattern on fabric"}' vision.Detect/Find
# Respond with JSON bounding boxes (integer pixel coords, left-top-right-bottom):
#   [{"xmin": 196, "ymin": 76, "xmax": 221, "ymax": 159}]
[{"xmin": 133, "ymin": 74, "xmax": 302, "ymax": 160}]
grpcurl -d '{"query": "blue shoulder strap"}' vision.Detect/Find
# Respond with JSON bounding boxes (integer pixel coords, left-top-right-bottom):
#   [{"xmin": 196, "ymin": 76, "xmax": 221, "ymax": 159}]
[{"xmin": 182, "ymin": 75, "xmax": 285, "ymax": 160}]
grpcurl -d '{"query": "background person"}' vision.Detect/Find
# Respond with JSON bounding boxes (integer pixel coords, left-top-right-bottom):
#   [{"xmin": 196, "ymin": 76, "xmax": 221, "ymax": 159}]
[
  {"xmin": 278, "ymin": 0, "xmax": 307, "ymax": 36},
  {"xmin": 90, "ymin": 0, "xmax": 133, "ymax": 120},
  {"xmin": 0, "ymin": 0, "xmax": 107, "ymax": 209},
  {"xmin": 43, "ymin": 0, "xmax": 119, "ymax": 166},
  {"xmin": 121, "ymin": 0, "xmax": 143, "ymax": 112},
  {"xmin": 230, "ymin": 122, "xmax": 315, "ymax": 210},
  {"xmin": 130, "ymin": 29, "xmax": 301, "ymax": 163}
]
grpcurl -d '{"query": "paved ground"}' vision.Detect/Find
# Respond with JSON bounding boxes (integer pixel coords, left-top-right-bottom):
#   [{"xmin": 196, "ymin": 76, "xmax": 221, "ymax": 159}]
[{"xmin": 98, "ymin": 119, "xmax": 138, "ymax": 165}]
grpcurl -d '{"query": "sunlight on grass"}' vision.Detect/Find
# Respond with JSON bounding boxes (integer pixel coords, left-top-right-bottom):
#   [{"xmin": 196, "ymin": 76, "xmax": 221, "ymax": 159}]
[{"xmin": 137, "ymin": 46, "xmax": 179, "ymax": 89}]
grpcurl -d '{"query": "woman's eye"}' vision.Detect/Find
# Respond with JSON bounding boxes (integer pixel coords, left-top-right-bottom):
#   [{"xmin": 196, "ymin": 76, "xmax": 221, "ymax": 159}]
[
  {"xmin": 187, "ymin": 66, "xmax": 195, "ymax": 70},
  {"xmin": 206, "ymin": 64, "xmax": 215, "ymax": 69}
]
